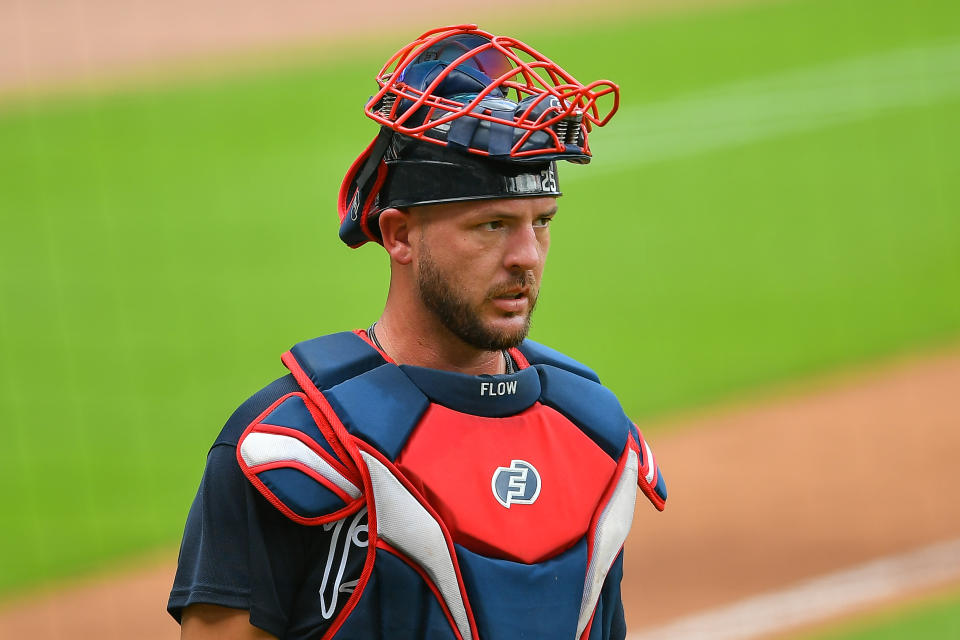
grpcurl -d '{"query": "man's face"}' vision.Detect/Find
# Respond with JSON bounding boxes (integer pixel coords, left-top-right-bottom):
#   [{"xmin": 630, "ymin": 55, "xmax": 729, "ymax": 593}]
[{"xmin": 412, "ymin": 197, "xmax": 556, "ymax": 351}]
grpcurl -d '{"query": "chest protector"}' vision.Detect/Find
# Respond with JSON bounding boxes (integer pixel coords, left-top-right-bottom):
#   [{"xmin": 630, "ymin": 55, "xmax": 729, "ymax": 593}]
[{"xmin": 237, "ymin": 331, "xmax": 666, "ymax": 640}]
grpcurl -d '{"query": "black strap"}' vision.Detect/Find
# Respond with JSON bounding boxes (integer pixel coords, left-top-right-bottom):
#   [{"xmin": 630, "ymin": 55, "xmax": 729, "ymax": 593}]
[{"xmin": 353, "ymin": 126, "xmax": 395, "ymax": 195}]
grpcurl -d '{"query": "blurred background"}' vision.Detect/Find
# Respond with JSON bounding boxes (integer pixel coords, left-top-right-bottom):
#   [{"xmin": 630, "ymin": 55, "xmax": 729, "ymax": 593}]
[{"xmin": 1, "ymin": 0, "xmax": 958, "ymax": 638}]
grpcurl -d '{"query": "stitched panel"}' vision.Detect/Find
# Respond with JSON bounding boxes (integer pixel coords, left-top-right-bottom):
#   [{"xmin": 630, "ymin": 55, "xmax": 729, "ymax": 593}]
[
  {"xmin": 257, "ymin": 467, "xmax": 346, "ymax": 517},
  {"xmin": 289, "ymin": 332, "xmax": 386, "ymax": 391},
  {"xmin": 577, "ymin": 448, "xmax": 639, "ymax": 639},
  {"xmin": 261, "ymin": 394, "xmax": 338, "ymax": 460},
  {"xmin": 240, "ymin": 432, "xmax": 361, "ymax": 499},
  {"xmin": 361, "ymin": 451, "xmax": 472, "ymax": 640},
  {"xmin": 455, "ymin": 539, "xmax": 587, "ymax": 638},
  {"xmin": 537, "ymin": 365, "xmax": 630, "ymax": 460},
  {"xmin": 644, "ymin": 442, "xmax": 656, "ymax": 484},
  {"xmin": 324, "ymin": 363, "xmax": 430, "ymax": 460}
]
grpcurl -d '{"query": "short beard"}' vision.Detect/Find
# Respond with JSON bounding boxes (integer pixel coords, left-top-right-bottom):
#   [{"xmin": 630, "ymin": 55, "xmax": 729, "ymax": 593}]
[{"xmin": 417, "ymin": 247, "xmax": 536, "ymax": 351}]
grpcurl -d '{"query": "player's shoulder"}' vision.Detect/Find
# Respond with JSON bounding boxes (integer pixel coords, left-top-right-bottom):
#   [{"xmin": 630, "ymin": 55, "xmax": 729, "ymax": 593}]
[
  {"xmin": 214, "ymin": 330, "xmax": 377, "ymax": 449},
  {"xmin": 222, "ymin": 336, "xmax": 368, "ymax": 525},
  {"xmin": 213, "ymin": 374, "xmax": 302, "ymax": 449}
]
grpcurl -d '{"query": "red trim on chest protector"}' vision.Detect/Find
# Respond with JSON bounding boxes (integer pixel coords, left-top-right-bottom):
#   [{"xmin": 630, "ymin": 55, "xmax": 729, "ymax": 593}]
[{"xmin": 395, "ymin": 402, "xmax": 617, "ymax": 564}]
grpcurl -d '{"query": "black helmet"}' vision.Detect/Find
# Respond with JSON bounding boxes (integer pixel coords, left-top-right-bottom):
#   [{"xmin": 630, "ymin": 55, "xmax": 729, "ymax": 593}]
[{"xmin": 337, "ymin": 24, "xmax": 619, "ymax": 247}]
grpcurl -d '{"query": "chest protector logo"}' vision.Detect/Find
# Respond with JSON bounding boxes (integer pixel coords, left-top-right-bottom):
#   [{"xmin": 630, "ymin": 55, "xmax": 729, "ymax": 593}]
[{"xmin": 491, "ymin": 459, "xmax": 541, "ymax": 508}]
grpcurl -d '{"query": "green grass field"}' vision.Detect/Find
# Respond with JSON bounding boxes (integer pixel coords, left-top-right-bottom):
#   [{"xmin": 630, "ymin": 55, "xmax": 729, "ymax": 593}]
[
  {"xmin": 1, "ymin": 0, "xmax": 959, "ymax": 610},
  {"xmin": 798, "ymin": 587, "xmax": 960, "ymax": 639}
]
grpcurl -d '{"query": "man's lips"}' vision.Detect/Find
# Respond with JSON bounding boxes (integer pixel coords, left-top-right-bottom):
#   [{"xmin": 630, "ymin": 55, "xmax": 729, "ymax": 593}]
[{"xmin": 490, "ymin": 288, "xmax": 531, "ymax": 313}]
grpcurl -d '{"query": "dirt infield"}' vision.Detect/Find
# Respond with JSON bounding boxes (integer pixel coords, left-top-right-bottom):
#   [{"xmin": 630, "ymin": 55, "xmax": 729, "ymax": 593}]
[{"xmin": 1, "ymin": 345, "xmax": 958, "ymax": 639}]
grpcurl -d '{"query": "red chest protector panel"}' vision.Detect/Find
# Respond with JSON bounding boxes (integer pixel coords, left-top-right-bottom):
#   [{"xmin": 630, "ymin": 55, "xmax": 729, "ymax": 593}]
[
  {"xmin": 398, "ymin": 402, "xmax": 615, "ymax": 563},
  {"xmin": 236, "ymin": 331, "xmax": 666, "ymax": 640}
]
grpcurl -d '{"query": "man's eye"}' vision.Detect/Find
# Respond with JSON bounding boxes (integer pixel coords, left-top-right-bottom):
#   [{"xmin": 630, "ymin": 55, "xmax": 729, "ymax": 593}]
[
  {"xmin": 534, "ymin": 216, "xmax": 552, "ymax": 228},
  {"xmin": 481, "ymin": 221, "xmax": 503, "ymax": 231}
]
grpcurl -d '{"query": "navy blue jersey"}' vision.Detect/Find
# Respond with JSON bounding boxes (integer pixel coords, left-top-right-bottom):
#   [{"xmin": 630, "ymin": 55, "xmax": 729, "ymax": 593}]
[{"xmin": 168, "ymin": 375, "xmax": 367, "ymax": 638}]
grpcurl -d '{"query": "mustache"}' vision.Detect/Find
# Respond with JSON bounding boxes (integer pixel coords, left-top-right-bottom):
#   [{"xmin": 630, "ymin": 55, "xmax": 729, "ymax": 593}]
[{"xmin": 487, "ymin": 270, "xmax": 538, "ymax": 299}]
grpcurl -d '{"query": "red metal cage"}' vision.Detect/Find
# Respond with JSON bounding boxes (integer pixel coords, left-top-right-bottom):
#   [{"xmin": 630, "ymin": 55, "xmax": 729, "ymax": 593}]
[{"xmin": 363, "ymin": 24, "xmax": 620, "ymax": 159}]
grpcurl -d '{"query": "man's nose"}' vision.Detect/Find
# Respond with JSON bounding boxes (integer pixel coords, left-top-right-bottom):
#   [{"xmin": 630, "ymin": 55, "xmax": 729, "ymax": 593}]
[{"xmin": 504, "ymin": 224, "xmax": 543, "ymax": 271}]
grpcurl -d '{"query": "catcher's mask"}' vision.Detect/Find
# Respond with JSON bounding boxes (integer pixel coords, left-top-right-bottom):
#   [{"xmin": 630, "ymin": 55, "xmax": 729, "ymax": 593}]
[{"xmin": 338, "ymin": 24, "xmax": 619, "ymax": 247}]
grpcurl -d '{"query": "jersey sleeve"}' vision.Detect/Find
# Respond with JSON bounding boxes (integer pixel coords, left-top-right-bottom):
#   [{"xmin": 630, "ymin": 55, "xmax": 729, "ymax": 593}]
[
  {"xmin": 167, "ymin": 375, "xmax": 366, "ymax": 637},
  {"xmin": 167, "ymin": 443, "xmax": 310, "ymax": 637}
]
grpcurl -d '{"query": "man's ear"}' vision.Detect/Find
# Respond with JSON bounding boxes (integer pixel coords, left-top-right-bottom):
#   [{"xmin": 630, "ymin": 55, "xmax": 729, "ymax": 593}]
[{"xmin": 378, "ymin": 208, "xmax": 413, "ymax": 265}]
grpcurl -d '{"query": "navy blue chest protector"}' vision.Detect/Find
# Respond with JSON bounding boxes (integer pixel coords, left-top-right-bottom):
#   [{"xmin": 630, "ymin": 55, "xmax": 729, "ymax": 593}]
[{"xmin": 237, "ymin": 331, "xmax": 666, "ymax": 640}]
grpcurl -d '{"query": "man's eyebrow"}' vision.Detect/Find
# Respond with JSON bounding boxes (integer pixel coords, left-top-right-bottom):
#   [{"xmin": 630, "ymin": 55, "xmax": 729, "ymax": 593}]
[
  {"xmin": 536, "ymin": 204, "xmax": 560, "ymax": 216},
  {"xmin": 477, "ymin": 204, "xmax": 560, "ymax": 218}
]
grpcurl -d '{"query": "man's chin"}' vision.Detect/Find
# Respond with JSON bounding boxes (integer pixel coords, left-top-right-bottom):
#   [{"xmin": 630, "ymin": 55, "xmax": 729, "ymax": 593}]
[{"xmin": 481, "ymin": 315, "xmax": 531, "ymax": 350}]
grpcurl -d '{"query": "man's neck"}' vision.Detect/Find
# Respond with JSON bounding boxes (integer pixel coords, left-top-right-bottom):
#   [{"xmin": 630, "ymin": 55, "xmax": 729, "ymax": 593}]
[{"xmin": 372, "ymin": 312, "xmax": 505, "ymax": 376}]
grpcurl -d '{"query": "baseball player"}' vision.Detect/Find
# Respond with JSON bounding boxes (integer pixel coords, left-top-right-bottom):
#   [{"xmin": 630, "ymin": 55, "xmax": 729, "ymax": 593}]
[{"xmin": 168, "ymin": 25, "xmax": 666, "ymax": 640}]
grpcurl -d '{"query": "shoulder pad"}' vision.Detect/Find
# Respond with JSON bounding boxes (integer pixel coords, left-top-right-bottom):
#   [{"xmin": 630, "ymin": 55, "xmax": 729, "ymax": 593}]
[
  {"xmin": 237, "ymin": 391, "xmax": 365, "ymax": 525},
  {"xmin": 517, "ymin": 339, "xmax": 600, "ymax": 382},
  {"xmin": 633, "ymin": 426, "xmax": 667, "ymax": 511},
  {"xmin": 285, "ymin": 331, "xmax": 386, "ymax": 392},
  {"xmin": 537, "ymin": 364, "xmax": 628, "ymax": 460}
]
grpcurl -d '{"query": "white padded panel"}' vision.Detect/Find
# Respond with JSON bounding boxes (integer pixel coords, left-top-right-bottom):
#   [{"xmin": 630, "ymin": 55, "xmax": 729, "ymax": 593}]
[
  {"xmin": 360, "ymin": 451, "xmax": 472, "ymax": 640},
  {"xmin": 644, "ymin": 441, "xmax": 656, "ymax": 484},
  {"xmin": 577, "ymin": 448, "xmax": 639, "ymax": 639},
  {"xmin": 240, "ymin": 431, "xmax": 361, "ymax": 499}
]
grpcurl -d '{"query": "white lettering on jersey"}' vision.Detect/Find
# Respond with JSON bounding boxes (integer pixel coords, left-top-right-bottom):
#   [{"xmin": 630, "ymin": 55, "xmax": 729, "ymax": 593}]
[
  {"xmin": 480, "ymin": 380, "xmax": 519, "ymax": 396},
  {"xmin": 318, "ymin": 507, "xmax": 368, "ymax": 619}
]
